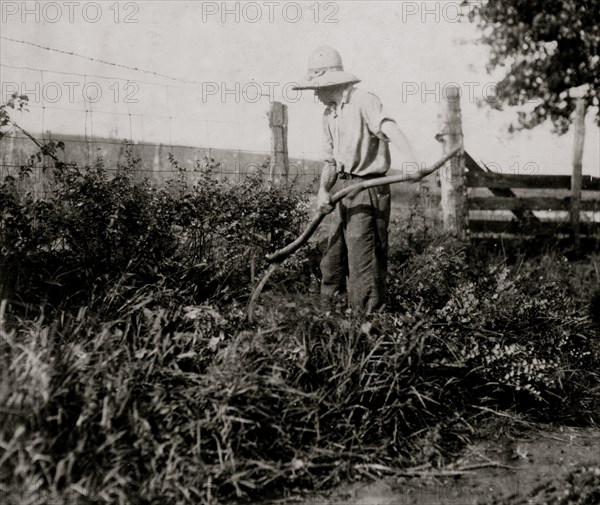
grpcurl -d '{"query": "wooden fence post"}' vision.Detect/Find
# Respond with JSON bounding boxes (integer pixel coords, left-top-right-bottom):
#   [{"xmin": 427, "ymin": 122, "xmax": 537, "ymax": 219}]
[
  {"xmin": 436, "ymin": 85, "xmax": 467, "ymax": 239},
  {"xmin": 570, "ymin": 95, "xmax": 586, "ymax": 248},
  {"xmin": 269, "ymin": 101, "xmax": 289, "ymax": 185}
]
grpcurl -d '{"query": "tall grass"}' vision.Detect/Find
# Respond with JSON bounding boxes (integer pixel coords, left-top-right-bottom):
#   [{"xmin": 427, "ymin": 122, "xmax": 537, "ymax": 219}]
[
  {"xmin": 2, "ymin": 243, "xmax": 599, "ymax": 503},
  {"xmin": 1, "ymin": 151, "xmax": 599, "ymax": 503}
]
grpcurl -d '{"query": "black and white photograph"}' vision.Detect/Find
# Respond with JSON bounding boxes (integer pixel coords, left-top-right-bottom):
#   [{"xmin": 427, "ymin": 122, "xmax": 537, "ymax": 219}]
[{"xmin": 1, "ymin": 1, "xmax": 599, "ymax": 503}]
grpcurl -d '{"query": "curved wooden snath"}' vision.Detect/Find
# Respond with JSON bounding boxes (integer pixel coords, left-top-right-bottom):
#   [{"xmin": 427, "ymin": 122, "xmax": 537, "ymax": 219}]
[{"xmin": 246, "ymin": 147, "xmax": 462, "ymax": 322}]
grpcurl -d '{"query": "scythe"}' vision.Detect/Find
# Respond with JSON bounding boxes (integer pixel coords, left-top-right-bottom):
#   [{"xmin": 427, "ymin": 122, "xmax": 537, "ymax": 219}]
[{"xmin": 246, "ymin": 147, "xmax": 462, "ymax": 322}]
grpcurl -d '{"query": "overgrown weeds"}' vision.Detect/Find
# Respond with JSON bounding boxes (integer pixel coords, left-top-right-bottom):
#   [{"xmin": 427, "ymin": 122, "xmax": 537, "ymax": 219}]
[
  {"xmin": 1, "ymin": 147, "xmax": 599, "ymax": 504},
  {"xmin": 0, "ymin": 144, "xmax": 309, "ymax": 310}
]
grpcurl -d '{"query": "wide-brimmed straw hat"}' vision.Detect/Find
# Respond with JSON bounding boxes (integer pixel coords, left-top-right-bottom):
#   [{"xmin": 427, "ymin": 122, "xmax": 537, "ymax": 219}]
[{"xmin": 292, "ymin": 46, "xmax": 361, "ymax": 90}]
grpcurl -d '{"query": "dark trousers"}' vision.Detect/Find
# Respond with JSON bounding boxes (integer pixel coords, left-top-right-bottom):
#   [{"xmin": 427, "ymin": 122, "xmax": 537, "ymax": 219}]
[{"xmin": 320, "ymin": 179, "xmax": 391, "ymax": 312}]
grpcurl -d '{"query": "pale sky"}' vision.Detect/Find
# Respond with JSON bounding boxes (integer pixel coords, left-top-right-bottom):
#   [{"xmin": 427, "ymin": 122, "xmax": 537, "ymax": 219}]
[{"xmin": 1, "ymin": 0, "xmax": 599, "ymax": 176}]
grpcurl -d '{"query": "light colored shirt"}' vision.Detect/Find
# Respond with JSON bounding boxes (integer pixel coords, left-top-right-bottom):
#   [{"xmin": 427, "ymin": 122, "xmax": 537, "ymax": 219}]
[{"xmin": 322, "ymin": 86, "xmax": 395, "ymax": 177}]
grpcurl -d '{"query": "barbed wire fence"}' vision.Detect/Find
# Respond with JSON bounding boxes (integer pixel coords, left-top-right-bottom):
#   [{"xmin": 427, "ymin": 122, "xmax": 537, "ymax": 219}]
[{"xmin": 1, "ymin": 37, "xmax": 324, "ymax": 196}]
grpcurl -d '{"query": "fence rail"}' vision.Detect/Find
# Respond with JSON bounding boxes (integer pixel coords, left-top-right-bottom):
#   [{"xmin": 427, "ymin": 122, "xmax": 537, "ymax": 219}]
[
  {"xmin": 464, "ymin": 157, "xmax": 600, "ymax": 240},
  {"xmin": 468, "ymin": 196, "xmax": 600, "ymax": 212},
  {"xmin": 466, "ymin": 172, "xmax": 600, "ymax": 191},
  {"xmin": 469, "ymin": 220, "xmax": 600, "ymax": 236}
]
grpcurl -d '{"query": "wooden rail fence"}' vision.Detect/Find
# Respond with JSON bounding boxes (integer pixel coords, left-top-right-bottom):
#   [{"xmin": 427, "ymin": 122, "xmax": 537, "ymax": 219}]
[
  {"xmin": 437, "ymin": 85, "xmax": 599, "ymax": 243},
  {"xmin": 466, "ymin": 161, "xmax": 600, "ymax": 237}
]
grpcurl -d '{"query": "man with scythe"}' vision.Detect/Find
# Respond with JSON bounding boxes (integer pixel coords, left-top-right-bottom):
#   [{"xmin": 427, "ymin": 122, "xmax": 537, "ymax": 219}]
[{"xmin": 293, "ymin": 46, "xmax": 420, "ymax": 313}]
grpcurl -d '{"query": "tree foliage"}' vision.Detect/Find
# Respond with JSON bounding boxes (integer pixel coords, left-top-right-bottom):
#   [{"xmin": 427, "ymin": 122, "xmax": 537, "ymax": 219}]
[
  {"xmin": 470, "ymin": 0, "xmax": 599, "ymax": 133},
  {"xmin": 0, "ymin": 94, "xmax": 29, "ymax": 140}
]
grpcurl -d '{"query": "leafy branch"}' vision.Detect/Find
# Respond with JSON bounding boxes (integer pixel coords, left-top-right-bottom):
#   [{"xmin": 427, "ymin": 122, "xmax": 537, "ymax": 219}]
[{"xmin": 1, "ymin": 93, "xmax": 65, "ymax": 166}]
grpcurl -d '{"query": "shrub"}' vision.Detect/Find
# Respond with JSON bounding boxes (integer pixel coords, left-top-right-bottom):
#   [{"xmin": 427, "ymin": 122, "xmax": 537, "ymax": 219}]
[
  {"xmin": 0, "ymin": 145, "xmax": 310, "ymax": 309},
  {"xmin": 389, "ymin": 239, "xmax": 600, "ymax": 421}
]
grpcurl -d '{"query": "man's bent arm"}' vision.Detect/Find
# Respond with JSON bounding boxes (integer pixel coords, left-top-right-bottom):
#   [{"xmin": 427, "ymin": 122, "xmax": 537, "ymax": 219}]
[
  {"xmin": 317, "ymin": 162, "xmax": 337, "ymax": 214},
  {"xmin": 381, "ymin": 120, "xmax": 422, "ymax": 176}
]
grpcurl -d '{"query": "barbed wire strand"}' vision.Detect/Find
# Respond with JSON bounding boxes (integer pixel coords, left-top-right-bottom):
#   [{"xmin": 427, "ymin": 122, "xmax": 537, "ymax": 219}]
[
  {"xmin": 1, "ymin": 36, "xmax": 207, "ymax": 87},
  {"xmin": 3, "ymin": 132, "xmax": 305, "ymax": 158}
]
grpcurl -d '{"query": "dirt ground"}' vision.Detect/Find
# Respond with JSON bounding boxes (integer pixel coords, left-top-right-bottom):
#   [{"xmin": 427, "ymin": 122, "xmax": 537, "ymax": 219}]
[{"xmin": 289, "ymin": 425, "xmax": 600, "ymax": 505}]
